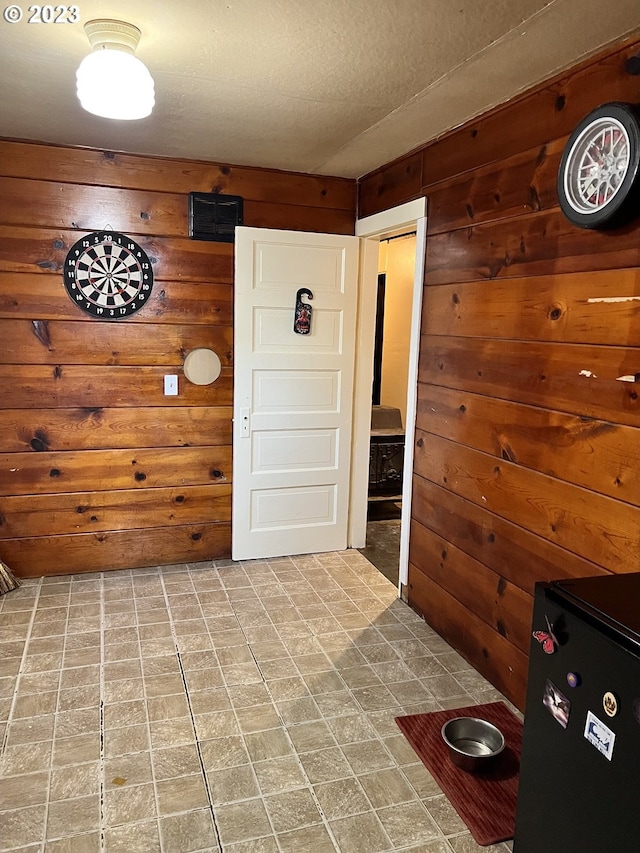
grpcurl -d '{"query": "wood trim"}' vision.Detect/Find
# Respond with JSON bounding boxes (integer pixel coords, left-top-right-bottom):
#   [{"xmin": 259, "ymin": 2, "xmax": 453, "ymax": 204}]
[
  {"xmin": 424, "ymin": 208, "xmax": 640, "ymax": 285},
  {"xmin": 0, "ymin": 484, "xmax": 231, "ymax": 538},
  {"xmin": 0, "ymin": 177, "xmax": 355, "ymax": 237},
  {"xmin": 420, "ymin": 268, "xmax": 640, "ymax": 346},
  {"xmin": 418, "ymin": 337, "xmax": 639, "ymax": 427},
  {"xmin": 0, "ymin": 446, "xmax": 232, "ymax": 496},
  {"xmin": 410, "ymin": 476, "xmax": 608, "ymax": 594},
  {"xmin": 413, "ymin": 430, "xmax": 639, "ymax": 573},
  {"xmin": 0, "ymin": 407, "xmax": 233, "ymax": 452},
  {"xmin": 416, "ymin": 384, "xmax": 639, "ymax": 505},
  {"xmin": 0, "ymin": 365, "xmax": 233, "ymax": 408},
  {"xmin": 0, "ymin": 320, "xmax": 233, "ymax": 366},
  {"xmin": 408, "ymin": 569, "xmax": 528, "ymax": 709},
  {"xmin": 0, "ymin": 225, "xmax": 235, "ymax": 282},
  {"xmin": 0, "ymin": 273, "xmax": 234, "ymax": 325},
  {"xmin": 0, "ymin": 140, "xmax": 356, "ymax": 210},
  {"xmin": 409, "ymin": 519, "xmax": 533, "ymax": 653},
  {"xmin": 3, "ymin": 522, "xmax": 232, "ymax": 577}
]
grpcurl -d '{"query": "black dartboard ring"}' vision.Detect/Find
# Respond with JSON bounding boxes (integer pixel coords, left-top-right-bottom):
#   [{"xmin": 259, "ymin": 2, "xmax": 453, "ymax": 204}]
[{"xmin": 63, "ymin": 231, "xmax": 154, "ymax": 319}]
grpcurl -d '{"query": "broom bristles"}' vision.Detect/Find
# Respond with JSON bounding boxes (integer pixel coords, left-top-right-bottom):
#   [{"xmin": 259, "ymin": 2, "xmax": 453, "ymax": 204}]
[{"xmin": 0, "ymin": 560, "xmax": 21, "ymax": 595}]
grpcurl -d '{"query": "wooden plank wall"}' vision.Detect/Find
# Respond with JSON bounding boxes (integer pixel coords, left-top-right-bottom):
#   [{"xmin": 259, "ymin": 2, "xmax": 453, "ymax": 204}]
[
  {"xmin": 0, "ymin": 141, "xmax": 355, "ymax": 577},
  {"xmin": 358, "ymin": 36, "xmax": 640, "ymax": 710}
]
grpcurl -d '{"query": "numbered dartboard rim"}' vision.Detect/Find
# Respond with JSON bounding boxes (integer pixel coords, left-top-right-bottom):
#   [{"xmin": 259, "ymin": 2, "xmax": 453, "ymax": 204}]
[
  {"xmin": 557, "ymin": 102, "xmax": 640, "ymax": 229},
  {"xmin": 63, "ymin": 231, "xmax": 154, "ymax": 319}
]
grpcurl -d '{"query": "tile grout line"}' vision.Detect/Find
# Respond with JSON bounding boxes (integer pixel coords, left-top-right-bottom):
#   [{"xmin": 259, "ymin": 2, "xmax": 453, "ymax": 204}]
[
  {"xmin": 158, "ymin": 566, "xmax": 223, "ymax": 852},
  {"xmin": 214, "ymin": 572, "xmax": 289, "ymax": 850},
  {"xmin": 40, "ymin": 579, "xmax": 67, "ymax": 853},
  {"xmin": 98, "ymin": 572, "xmax": 107, "ymax": 853},
  {"xmin": 0, "ymin": 558, "xmax": 513, "ymax": 853},
  {"xmin": 247, "ymin": 556, "xmax": 406, "ymax": 852},
  {"xmin": 237, "ymin": 560, "xmax": 344, "ymax": 853},
  {"xmin": 129, "ymin": 570, "xmax": 163, "ymax": 851},
  {"xmin": 196, "ymin": 559, "xmax": 304, "ymax": 851},
  {"xmin": 261, "ymin": 557, "xmax": 451, "ymax": 849},
  {"xmin": 2, "ymin": 578, "xmax": 48, "ymax": 853},
  {"xmin": 215, "ymin": 563, "xmax": 291, "ymax": 851},
  {"xmin": 0, "ymin": 579, "xmax": 43, "ymax": 755},
  {"xmin": 317, "ymin": 571, "xmax": 430, "ymax": 848},
  {"xmin": 209, "ymin": 559, "xmax": 313, "ymax": 849}
]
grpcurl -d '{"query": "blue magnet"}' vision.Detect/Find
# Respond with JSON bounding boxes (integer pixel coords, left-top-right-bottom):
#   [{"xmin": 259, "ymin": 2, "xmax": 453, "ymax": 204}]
[{"xmin": 566, "ymin": 672, "xmax": 581, "ymax": 688}]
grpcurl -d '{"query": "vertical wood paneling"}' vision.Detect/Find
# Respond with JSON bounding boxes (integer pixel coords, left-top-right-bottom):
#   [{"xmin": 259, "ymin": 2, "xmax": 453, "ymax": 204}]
[
  {"xmin": 0, "ymin": 142, "xmax": 356, "ymax": 576},
  {"xmin": 358, "ymin": 34, "xmax": 640, "ymax": 710}
]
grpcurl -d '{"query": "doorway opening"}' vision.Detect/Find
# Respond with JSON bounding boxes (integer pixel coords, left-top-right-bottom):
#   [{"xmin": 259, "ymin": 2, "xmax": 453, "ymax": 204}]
[
  {"xmin": 357, "ymin": 233, "xmax": 417, "ymax": 585},
  {"xmin": 349, "ymin": 197, "xmax": 427, "ymax": 596}
]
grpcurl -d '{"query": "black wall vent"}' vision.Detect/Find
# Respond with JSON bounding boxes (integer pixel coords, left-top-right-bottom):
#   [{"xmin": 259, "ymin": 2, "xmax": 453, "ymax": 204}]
[{"xmin": 189, "ymin": 192, "xmax": 243, "ymax": 242}]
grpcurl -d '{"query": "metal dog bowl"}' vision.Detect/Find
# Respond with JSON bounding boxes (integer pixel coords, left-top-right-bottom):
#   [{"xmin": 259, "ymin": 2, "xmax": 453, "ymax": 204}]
[{"xmin": 441, "ymin": 716, "xmax": 505, "ymax": 773}]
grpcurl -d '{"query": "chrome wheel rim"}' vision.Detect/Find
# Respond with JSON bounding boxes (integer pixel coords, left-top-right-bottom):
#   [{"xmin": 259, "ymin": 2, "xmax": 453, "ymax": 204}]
[{"xmin": 563, "ymin": 117, "xmax": 630, "ymax": 214}]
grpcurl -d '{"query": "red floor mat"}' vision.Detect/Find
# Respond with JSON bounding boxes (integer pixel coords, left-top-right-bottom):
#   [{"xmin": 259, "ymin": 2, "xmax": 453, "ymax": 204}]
[{"xmin": 395, "ymin": 701, "xmax": 523, "ymax": 846}]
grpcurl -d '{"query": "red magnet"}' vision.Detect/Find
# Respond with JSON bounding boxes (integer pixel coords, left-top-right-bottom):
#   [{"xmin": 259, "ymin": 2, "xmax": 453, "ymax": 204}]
[{"xmin": 532, "ymin": 615, "xmax": 558, "ymax": 654}]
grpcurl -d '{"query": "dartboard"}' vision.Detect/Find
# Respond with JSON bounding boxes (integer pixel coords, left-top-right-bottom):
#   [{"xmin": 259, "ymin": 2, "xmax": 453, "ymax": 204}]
[{"xmin": 63, "ymin": 231, "xmax": 154, "ymax": 319}]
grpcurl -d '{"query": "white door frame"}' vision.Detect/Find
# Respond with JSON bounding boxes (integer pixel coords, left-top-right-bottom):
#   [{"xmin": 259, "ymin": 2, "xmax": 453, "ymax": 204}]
[{"xmin": 348, "ymin": 198, "xmax": 427, "ymax": 590}]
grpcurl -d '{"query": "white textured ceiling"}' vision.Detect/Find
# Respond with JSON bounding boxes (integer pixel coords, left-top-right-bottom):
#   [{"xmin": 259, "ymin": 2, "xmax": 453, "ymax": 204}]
[{"xmin": 0, "ymin": 0, "xmax": 637, "ymax": 178}]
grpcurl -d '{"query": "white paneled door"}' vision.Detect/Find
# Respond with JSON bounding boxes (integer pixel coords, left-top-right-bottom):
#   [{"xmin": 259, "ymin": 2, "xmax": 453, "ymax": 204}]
[{"xmin": 233, "ymin": 227, "xmax": 359, "ymax": 561}]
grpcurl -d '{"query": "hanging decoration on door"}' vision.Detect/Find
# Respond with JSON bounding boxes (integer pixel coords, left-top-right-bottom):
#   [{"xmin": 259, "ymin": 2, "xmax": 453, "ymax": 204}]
[{"xmin": 293, "ymin": 288, "xmax": 313, "ymax": 334}]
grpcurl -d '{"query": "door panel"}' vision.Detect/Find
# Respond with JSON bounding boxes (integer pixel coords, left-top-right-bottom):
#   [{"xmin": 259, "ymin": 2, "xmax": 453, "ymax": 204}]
[
  {"xmin": 257, "ymin": 243, "xmax": 346, "ymax": 292},
  {"xmin": 254, "ymin": 307, "xmax": 343, "ymax": 353},
  {"xmin": 252, "ymin": 430, "xmax": 337, "ymax": 472},
  {"xmin": 253, "ymin": 370, "xmax": 340, "ymax": 412},
  {"xmin": 251, "ymin": 485, "xmax": 336, "ymax": 529},
  {"xmin": 233, "ymin": 227, "xmax": 359, "ymax": 560}
]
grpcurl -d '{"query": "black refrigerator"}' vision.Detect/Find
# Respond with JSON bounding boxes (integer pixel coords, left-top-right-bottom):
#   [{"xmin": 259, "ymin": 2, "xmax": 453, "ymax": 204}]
[{"xmin": 514, "ymin": 573, "xmax": 640, "ymax": 853}]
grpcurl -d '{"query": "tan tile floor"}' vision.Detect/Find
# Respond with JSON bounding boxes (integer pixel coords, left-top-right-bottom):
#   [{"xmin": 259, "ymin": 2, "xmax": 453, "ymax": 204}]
[{"xmin": 0, "ymin": 551, "xmax": 517, "ymax": 852}]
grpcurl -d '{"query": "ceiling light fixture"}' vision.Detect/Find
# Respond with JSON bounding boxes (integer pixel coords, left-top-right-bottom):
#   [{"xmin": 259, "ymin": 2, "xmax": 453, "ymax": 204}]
[{"xmin": 76, "ymin": 19, "xmax": 155, "ymax": 120}]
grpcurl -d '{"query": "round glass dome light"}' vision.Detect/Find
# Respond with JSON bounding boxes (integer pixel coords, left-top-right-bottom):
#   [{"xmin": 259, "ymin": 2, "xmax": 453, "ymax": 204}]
[{"xmin": 76, "ymin": 19, "xmax": 155, "ymax": 121}]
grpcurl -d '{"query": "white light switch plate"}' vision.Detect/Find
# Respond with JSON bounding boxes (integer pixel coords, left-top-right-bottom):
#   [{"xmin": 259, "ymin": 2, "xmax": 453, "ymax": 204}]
[{"xmin": 164, "ymin": 375, "xmax": 178, "ymax": 395}]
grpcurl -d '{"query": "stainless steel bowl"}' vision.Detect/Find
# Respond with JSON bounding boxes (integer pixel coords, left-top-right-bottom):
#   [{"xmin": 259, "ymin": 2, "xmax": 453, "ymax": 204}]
[{"xmin": 441, "ymin": 716, "xmax": 505, "ymax": 773}]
